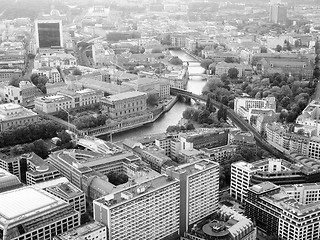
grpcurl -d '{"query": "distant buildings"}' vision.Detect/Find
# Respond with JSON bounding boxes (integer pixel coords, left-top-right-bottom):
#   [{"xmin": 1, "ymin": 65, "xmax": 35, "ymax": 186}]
[
  {"xmin": 100, "ymin": 91, "xmax": 147, "ymax": 119},
  {"xmin": 0, "ymin": 186, "xmax": 80, "ymax": 240},
  {"xmin": 35, "ymin": 89, "xmax": 103, "ymax": 113},
  {"xmin": 215, "ymin": 61, "xmax": 253, "ymax": 77},
  {"xmin": 35, "ymin": 20, "xmax": 63, "ymax": 49},
  {"xmin": 0, "ymin": 103, "xmax": 39, "ymax": 131},
  {"xmin": 32, "ymin": 67, "xmax": 62, "ymax": 83},
  {"xmin": 234, "ymin": 96, "xmax": 276, "ymax": 121},
  {"xmin": 269, "ymin": 4, "xmax": 287, "ymax": 24},
  {"xmin": 0, "ymin": 81, "xmax": 42, "ymax": 107},
  {"xmin": 0, "ymin": 69, "xmax": 22, "ymax": 83}
]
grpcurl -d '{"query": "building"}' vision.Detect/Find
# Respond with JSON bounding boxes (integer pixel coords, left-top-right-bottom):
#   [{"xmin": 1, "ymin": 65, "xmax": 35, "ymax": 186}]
[
  {"xmin": 0, "ymin": 69, "xmax": 22, "ymax": 83},
  {"xmin": 182, "ymin": 205, "xmax": 256, "ymax": 240},
  {"xmin": 166, "ymin": 160, "xmax": 220, "ymax": 235},
  {"xmin": 245, "ymin": 182, "xmax": 320, "ymax": 239},
  {"xmin": 34, "ymin": 52, "xmax": 77, "ymax": 69},
  {"xmin": 234, "ymin": 97, "xmax": 276, "ymax": 118},
  {"xmin": 0, "ymin": 155, "xmax": 27, "ymax": 182},
  {"xmin": 54, "ymin": 222, "xmax": 106, "ymax": 240},
  {"xmin": 0, "ymin": 168, "xmax": 23, "ymax": 193},
  {"xmin": 200, "ymin": 144, "xmax": 237, "ymax": 163},
  {"xmin": 0, "ymin": 186, "xmax": 80, "ymax": 240},
  {"xmin": 44, "ymin": 182, "xmax": 86, "ymax": 216},
  {"xmin": 26, "ymin": 153, "xmax": 60, "ymax": 185},
  {"xmin": 215, "ymin": 61, "xmax": 253, "ymax": 77},
  {"xmin": 35, "ymin": 89, "xmax": 103, "ymax": 113},
  {"xmin": 1, "ymin": 81, "xmax": 42, "ymax": 107},
  {"xmin": 180, "ymin": 129, "xmax": 229, "ymax": 150},
  {"xmin": 0, "ymin": 103, "xmax": 39, "ymax": 131},
  {"xmin": 32, "ymin": 67, "xmax": 61, "ymax": 83},
  {"xmin": 93, "ymin": 175, "xmax": 181, "ymax": 240},
  {"xmin": 48, "ymin": 147, "xmax": 160, "ymax": 200},
  {"xmin": 35, "ymin": 19, "xmax": 63, "ymax": 49},
  {"xmin": 230, "ymin": 159, "xmax": 291, "ymax": 202},
  {"xmin": 228, "ymin": 130, "xmax": 256, "ymax": 146},
  {"xmin": 100, "ymin": 91, "xmax": 147, "ymax": 119},
  {"xmin": 93, "ymin": 160, "xmax": 219, "ymax": 240},
  {"xmin": 269, "ymin": 4, "xmax": 287, "ymax": 24}
]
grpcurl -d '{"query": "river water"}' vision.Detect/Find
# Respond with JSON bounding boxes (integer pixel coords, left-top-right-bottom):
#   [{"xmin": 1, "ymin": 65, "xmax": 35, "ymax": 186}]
[{"xmin": 109, "ymin": 50, "xmax": 206, "ymax": 142}]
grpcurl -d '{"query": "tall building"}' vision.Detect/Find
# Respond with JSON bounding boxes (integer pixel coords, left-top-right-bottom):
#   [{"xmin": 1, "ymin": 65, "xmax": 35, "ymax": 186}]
[
  {"xmin": 35, "ymin": 20, "xmax": 63, "ymax": 49},
  {"xmin": 93, "ymin": 175, "xmax": 181, "ymax": 240},
  {"xmin": 93, "ymin": 160, "xmax": 219, "ymax": 240},
  {"xmin": 269, "ymin": 4, "xmax": 287, "ymax": 24},
  {"xmin": 0, "ymin": 186, "xmax": 80, "ymax": 240},
  {"xmin": 166, "ymin": 160, "xmax": 220, "ymax": 235}
]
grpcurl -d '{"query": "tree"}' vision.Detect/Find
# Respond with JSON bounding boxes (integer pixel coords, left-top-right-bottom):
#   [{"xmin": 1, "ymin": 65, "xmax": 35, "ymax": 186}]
[
  {"xmin": 107, "ymin": 171, "xmax": 128, "ymax": 185},
  {"xmin": 9, "ymin": 76, "xmax": 22, "ymax": 87},
  {"xmin": 228, "ymin": 68, "xmax": 239, "ymax": 79},
  {"xmin": 275, "ymin": 44, "xmax": 282, "ymax": 52},
  {"xmin": 182, "ymin": 107, "xmax": 195, "ymax": 120},
  {"xmin": 30, "ymin": 74, "xmax": 48, "ymax": 94},
  {"xmin": 72, "ymin": 68, "xmax": 82, "ymax": 76},
  {"xmin": 260, "ymin": 46, "xmax": 267, "ymax": 53},
  {"xmin": 225, "ymin": 57, "xmax": 236, "ymax": 63},
  {"xmin": 32, "ymin": 139, "xmax": 49, "ymax": 159},
  {"xmin": 169, "ymin": 56, "xmax": 183, "ymax": 65},
  {"xmin": 200, "ymin": 59, "xmax": 213, "ymax": 70},
  {"xmin": 217, "ymin": 104, "xmax": 227, "ymax": 121},
  {"xmin": 197, "ymin": 110, "xmax": 210, "ymax": 124},
  {"xmin": 146, "ymin": 94, "xmax": 158, "ymax": 106},
  {"xmin": 297, "ymin": 129, "xmax": 305, "ymax": 135}
]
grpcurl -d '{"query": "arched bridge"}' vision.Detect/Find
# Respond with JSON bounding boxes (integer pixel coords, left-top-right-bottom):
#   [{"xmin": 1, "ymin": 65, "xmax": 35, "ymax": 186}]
[{"xmin": 170, "ymin": 87, "xmax": 289, "ymax": 161}]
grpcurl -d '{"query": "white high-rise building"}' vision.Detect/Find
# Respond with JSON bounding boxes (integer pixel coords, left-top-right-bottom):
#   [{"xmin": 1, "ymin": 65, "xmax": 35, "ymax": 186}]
[
  {"xmin": 93, "ymin": 160, "xmax": 220, "ymax": 239},
  {"xmin": 93, "ymin": 175, "xmax": 181, "ymax": 240}
]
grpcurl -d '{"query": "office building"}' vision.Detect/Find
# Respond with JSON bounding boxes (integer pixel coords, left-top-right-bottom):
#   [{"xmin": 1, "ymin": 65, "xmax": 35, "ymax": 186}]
[
  {"xmin": 0, "ymin": 154, "xmax": 28, "ymax": 183},
  {"xmin": 245, "ymin": 182, "xmax": 320, "ymax": 239},
  {"xmin": 54, "ymin": 221, "xmax": 106, "ymax": 240},
  {"xmin": 100, "ymin": 91, "xmax": 147, "ymax": 119},
  {"xmin": 200, "ymin": 145, "xmax": 237, "ymax": 163},
  {"xmin": 234, "ymin": 97, "xmax": 276, "ymax": 119},
  {"xmin": 166, "ymin": 160, "xmax": 220, "ymax": 235},
  {"xmin": 0, "ymin": 168, "xmax": 23, "ymax": 193},
  {"xmin": 230, "ymin": 159, "xmax": 292, "ymax": 202},
  {"xmin": 94, "ymin": 175, "xmax": 181, "ymax": 240},
  {"xmin": 269, "ymin": 4, "xmax": 287, "ymax": 24},
  {"xmin": 44, "ymin": 182, "xmax": 86, "ymax": 216},
  {"xmin": 35, "ymin": 20, "xmax": 63, "ymax": 49},
  {"xmin": 0, "ymin": 186, "xmax": 80, "ymax": 240},
  {"xmin": 26, "ymin": 153, "xmax": 60, "ymax": 185},
  {"xmin": 0, "ymin": 103, "xmax": 39, "ymax": 131}
]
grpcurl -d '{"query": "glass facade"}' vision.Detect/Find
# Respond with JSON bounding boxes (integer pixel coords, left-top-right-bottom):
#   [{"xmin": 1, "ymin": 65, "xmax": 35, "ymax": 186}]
[{"xmin": 37, "ymin": 23, "xmax": 61, "ymax": 48}]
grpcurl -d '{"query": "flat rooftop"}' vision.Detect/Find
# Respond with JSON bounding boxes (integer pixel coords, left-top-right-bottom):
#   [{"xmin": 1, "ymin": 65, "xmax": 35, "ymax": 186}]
[
  {"xmin": 55, "ymin": 222, "xmax": 106, "ymax": 240},
  {"xmin": 102, "ymin": 91, "xmax": 146, "ymax": 102},
  {"xmin": 0, "ymin": 187, "xmax": 62, "ymax": 222},
  {"xmin": 171, "ymin": 159, "xmax": 218, "ymax": 176},
  {"xmin": 95, "ymin": 175, "xmax": 179, "ymax": 207},
  {"xmin": 250, "ymin": 181, "xmax": 280, "ymax": 194}
]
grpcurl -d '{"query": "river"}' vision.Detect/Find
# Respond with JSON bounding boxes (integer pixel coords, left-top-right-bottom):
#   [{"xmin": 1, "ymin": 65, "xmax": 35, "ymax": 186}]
[{"xmin": 108, "ymin": 50, "xmax": 206, "ymax": 142}]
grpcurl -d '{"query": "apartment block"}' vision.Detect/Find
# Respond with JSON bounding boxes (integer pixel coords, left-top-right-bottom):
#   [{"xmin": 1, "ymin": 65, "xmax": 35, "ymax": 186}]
[
  {"xmin": 0, "ymin": 186, "xmax": 80, "ymax": 240},
  {"xmin": 166, "ymin": 160, "xmax": 220, "ymax": 235},
  {"xmin": 94, "ymin": 175, "xmax": 181, "ymax": 240}
]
